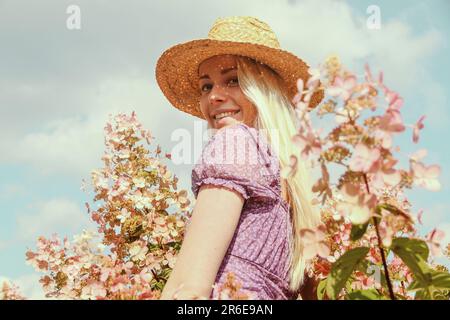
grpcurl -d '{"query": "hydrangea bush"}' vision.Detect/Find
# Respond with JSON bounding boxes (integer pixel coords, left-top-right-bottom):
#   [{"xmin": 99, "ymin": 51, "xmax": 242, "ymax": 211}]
[
  {"xmin": 290, "ymin": 56, "xmax": 450, "ymax": 300},
  {"xmin": 2, "ymin": 56, "xmax": 449, "ymax": 300}
]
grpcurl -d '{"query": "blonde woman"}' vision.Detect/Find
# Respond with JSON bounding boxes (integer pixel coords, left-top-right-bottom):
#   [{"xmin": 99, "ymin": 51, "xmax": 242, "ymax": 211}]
[{"xmin": 156, "ymin": 16, "xmax": 324, "ymax": 300}]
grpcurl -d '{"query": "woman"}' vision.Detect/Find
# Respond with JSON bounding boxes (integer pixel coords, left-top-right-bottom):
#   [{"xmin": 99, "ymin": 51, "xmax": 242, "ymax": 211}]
[{"xmin": 156, "ymin": 16, "xmax": 324, "ymax": 300}]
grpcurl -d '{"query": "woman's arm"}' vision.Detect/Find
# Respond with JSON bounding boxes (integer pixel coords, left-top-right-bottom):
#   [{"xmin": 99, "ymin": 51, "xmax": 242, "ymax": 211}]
[{"xmin": 160, "ymin": 185, "xmax": 244, "ymax": 299}]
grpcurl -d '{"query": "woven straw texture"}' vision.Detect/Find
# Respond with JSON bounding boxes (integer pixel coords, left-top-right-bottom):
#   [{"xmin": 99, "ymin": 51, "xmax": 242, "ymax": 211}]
[{"xmin": 155, "ymin": 16, "xmax": 324, "ymax": 119}]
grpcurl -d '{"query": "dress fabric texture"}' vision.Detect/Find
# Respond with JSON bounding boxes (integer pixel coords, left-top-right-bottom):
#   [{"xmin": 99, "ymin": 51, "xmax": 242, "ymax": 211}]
[{"xmin": 191, "ymin": 123, "xmax": 297, "ymax": 300}]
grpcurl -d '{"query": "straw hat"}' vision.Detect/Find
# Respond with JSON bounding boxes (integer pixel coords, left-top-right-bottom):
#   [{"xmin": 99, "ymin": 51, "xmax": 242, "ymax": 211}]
[{"xmin": 155, "ymin": 16, "xmax": 323, "ymax": 119}]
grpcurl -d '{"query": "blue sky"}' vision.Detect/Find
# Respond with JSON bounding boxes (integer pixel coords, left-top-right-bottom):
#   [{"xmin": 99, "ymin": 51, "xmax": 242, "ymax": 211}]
[{"xmin": 1, "ymin": 0, "xmax": 449, "ymax": 298}]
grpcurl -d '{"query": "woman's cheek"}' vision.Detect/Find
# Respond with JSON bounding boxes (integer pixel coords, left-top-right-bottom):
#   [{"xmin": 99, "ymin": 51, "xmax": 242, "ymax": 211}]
[{"xmin": 243, "ymin": 103, "xmax": 257, "ymax": 122}]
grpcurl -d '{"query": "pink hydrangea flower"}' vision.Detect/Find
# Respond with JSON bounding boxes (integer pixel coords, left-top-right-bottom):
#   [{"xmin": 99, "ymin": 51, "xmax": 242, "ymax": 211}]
[
  {"xmin": 412, "ymin": 115, "xmax": 425, "ymax": 143},
  {"xmin": 385, "ymin": 90, "xmax": 404, "ymax": 111},
  {"xmin": 327, "ymin": 75, "xmax": 357, "ymax": 101},
  {"xmin": 426, "ymin": 228, "xmax": 445, "ymax": 257},
  {"xmin": 299, "ymin": 225, "xmax": 330, "ymax": 260},
  {"xmin": 411, "ymin": 162, "xmax": 441, "ymax": 191},
  {"xmin": 81, "ymin": 281, "xmax": 107, "ymax": 299},
  {"xmin": 349, "ymin": 144, "xmax": 380, "ymax": 173},
  {"xmin": 129, "ymin": 242, "xmax": 149, "ymax": 262},
  {"xmin": 336, "ymin": 183, "xmax": 376, "ymax": 224}
]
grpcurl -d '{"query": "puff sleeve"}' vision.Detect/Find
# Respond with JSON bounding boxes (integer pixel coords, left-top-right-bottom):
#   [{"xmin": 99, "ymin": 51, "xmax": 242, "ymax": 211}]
[{"xmin": 191, "ymin": 124, "xmax": 276, "ymax": 201}]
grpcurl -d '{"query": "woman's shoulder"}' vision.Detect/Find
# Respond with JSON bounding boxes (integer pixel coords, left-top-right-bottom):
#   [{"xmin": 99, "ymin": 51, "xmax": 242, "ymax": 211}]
[
  {"xmin": 199, "ymin": 123, "xmax": 279, "ymax": 175},
  {"xmin": 194, "ymin": 123, "xmax": 279, "ymax": 179},
  {"xmin": 199, "ymin": 123, "xmax": 258, "ymax": 164},
  {"xmin": 211, "ymin": 123, "xmax": 273, "ymax": 155},
  {"xmin": 191, "ymin": 123, "xmax": 281, "ymax": 200}
]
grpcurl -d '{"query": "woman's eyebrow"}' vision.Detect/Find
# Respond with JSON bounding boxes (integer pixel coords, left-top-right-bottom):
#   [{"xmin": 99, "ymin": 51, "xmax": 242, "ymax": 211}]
[{"xmin": 199, "ymin": 67, "xmax": 237, "ymax": 80}]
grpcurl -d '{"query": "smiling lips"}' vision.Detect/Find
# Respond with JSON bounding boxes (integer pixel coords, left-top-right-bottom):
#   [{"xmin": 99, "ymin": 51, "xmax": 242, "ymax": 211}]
[{"xmin": 212, "ymin": 110, "xmax": 240, "ymax": 120}]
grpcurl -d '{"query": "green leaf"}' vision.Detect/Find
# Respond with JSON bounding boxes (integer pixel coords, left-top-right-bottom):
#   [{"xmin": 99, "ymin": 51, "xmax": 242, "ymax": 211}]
[
  {"xmin": 391, "ymin": 238, "xmax": 429, "ymax": 260},
  {"xmin": 390, "ymin": 237, "xmax": 432, "ymax": 286},
  {"xmin": 407, "ymin": 280, "xmax": 422, "ymax": 291},
  {"xmin": 317, "ymin": 279, "xmax": 328, "ymax": 300},
  {"xmin": 408, "ymin": 270, "xmax": 450, "ymax": 291},
  {"xmin": 430, "ymin": 290, "xmax": 450, "ymax": 300},
  {"xmin": 378, "ymin": 203, "xmax": 401, "ymax": 214},
  {"xmin": 350, "ymin": 222, "xmax": 369, "ymax": 241},
  {"xmin": 326, "ymin": 247, "xmax": 370, "ymax": 300},
  {"xmin": 378, "ymin": 203, "xmax": 411, "ymax": 221},
  {"xmin": 414, "ymin": 288, "xmax": 431, "ymax": 300},
  {"xmin": 346, "ymin": 289, "xmax": 386, "ymax": 300},
  {"xmin": 355, "ymin": 259, "xmax": 370, "ymax": 274},
  {"xmin": 166, "ymin": 241, "xmax": 181, "ymax": 251},
  {"xmin": 430, "ymin": 271, "xmax": 450, "ymax": 289}
]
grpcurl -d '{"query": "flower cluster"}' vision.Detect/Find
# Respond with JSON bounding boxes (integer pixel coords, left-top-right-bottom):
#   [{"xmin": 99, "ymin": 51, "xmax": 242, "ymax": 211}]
[
  {"xmin": 1, "ymin": 281, "xmax": 26, "ymax": 300},
  {"xmin": 4, "ymin": 56, "xmax": 449, "ymax": 300},
  {"xmin": 23, "ymin": 113, "xmax": 191, "ymax": 299},
  {"xmin": 18, "ymin": 112, "xmax": 249, "ymax": 300},
  {"xmin": 292, "ymin": 56, "xmax": 449, "ymax": 300}
]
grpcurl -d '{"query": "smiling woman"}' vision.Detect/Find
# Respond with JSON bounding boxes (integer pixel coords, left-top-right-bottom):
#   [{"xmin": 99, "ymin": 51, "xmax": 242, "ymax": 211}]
[
  {"xmin": 155, "ymin": 16, "xmax": 324, "ymax": 300},
  {"xmin": 198, "ymin": 55, "xmax": 258, "ymax": 130}
]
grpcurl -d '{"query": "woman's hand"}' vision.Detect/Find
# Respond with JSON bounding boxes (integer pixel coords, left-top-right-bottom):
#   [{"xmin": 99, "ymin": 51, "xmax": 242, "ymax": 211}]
[{"xmin": 160, "ymin": 283, "xmax": 209, "ymax": 300}]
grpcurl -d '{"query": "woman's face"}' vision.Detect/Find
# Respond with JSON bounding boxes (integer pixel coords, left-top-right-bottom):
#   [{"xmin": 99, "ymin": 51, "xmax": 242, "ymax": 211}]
[{"xmin": 198, "ymin": 55, "xmax": 258, "ymax": 130}]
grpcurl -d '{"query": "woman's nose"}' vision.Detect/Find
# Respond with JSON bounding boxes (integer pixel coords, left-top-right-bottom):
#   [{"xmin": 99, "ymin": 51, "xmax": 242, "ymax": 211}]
[{"xmin": 208, "ymin": 84, "xmax": 228, "ymax": 106}]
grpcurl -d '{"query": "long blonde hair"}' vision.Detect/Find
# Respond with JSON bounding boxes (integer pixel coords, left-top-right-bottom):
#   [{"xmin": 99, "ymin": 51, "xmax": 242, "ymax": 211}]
[{"xmin": 235, "ymin": 56, "xmax": 321, "ymax": 292}]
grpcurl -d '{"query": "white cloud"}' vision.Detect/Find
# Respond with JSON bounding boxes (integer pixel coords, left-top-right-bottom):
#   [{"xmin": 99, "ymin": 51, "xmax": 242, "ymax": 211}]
[
  {"xmin": 0, "ymin": 0, "xmax": 446, "ymax": 222},
  {"xmin": 16, "ymin": 198, "xmax": 92, "ymax": 240},
  {"xmin": 263, "ymin": 1, "xmax": 448, "ymax": 131},
  {"xmin": 1, "ymin": 0, "xmax": 446, "ymax": 178},
  {"xmin": 0, "ymin": 0, "xmax": 449, "ymax": 296},
  {"xmin": 2, "ymin": 75, "xmax": 196, "ymax": 178},
  {"xmin": 9, "ymin": 115, "xmax": 105, "ymax": 178},
  {"xmin": 268, "ymin": 1, "xmax": 443, "ymax": 90}
]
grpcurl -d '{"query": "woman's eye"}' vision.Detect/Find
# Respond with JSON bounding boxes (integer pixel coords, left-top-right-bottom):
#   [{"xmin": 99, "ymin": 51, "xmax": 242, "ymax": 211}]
[
  {"xmin": 201, "ymin": 84, "xmax": 211, "ymax": 92},
  {"xmin": 201, "ymin": 78, "xmax": 238, "ymax": 93}
]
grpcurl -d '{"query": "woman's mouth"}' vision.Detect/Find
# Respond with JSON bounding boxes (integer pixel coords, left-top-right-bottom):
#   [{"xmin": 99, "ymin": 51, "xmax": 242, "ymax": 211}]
[{"xmin": 213, "ymin": 110, "xmax": 240, "ymax": 121}]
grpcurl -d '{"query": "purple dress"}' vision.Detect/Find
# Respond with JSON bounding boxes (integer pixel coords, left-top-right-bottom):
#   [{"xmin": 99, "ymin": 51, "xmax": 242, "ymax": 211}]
[{"xmin": 191, "ymin": 123, "xmax": 297, "ymax": 300}]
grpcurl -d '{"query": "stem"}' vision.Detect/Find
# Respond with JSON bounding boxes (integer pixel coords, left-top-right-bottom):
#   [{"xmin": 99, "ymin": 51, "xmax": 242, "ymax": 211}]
[
  {"xmin": 334, "ymin": 111, "xmax": 348, "ymax": 118},
  {"xmin": 335, "ymin": 161, "xmax": 349, "ymax": 169},
  {"xmin": 345, "ymin": 107, "xmax": 355, "ymax": 125},
  {"xmin": 372, "ymin": 217, "xmax": 396, "ymax": 300},
  {"xmin": 362, "ymin": 174, "xmax": 370, "ymax": 194},
  {"xmin": 363, "ymin": 174, "xmax": 396, "ymax": 300}
]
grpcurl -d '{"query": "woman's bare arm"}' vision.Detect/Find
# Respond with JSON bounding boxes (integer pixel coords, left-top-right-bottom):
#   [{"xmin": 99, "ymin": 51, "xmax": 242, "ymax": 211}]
[{"xmin": 160, "ymin": 185, "xmax": 244, "ymax": 299}]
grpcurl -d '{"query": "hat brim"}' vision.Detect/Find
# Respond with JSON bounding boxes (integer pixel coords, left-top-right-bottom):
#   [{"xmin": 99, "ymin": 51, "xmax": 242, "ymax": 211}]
[{"xmin": 155, "ymin": 39, "xmax": 324, "ymax": 120}]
